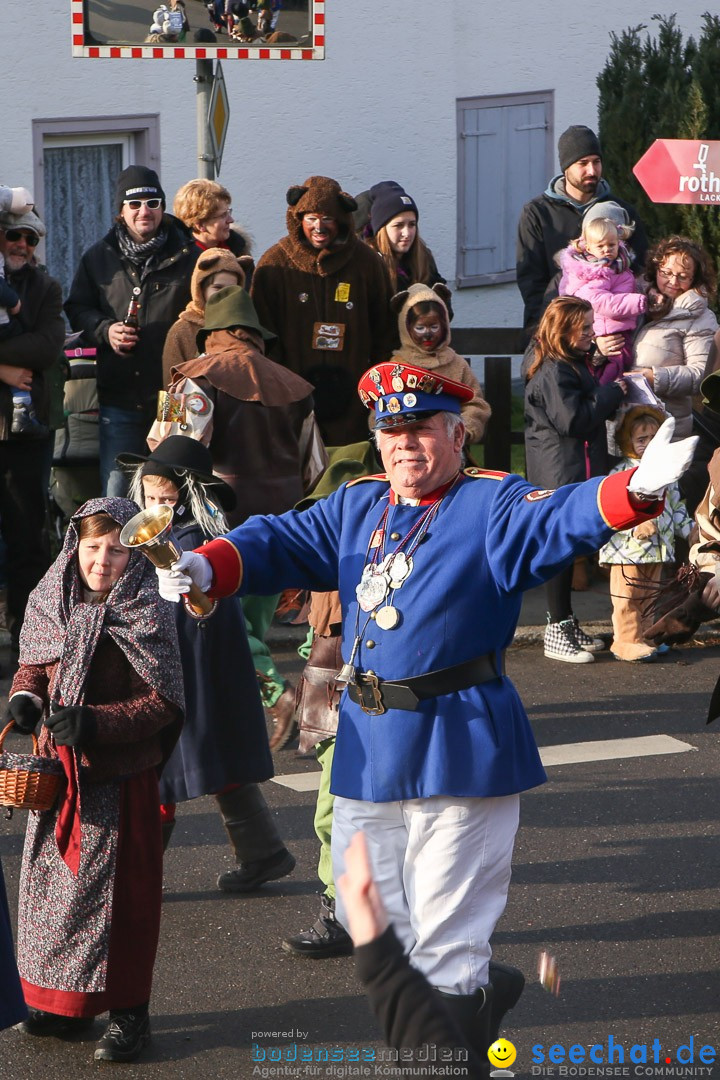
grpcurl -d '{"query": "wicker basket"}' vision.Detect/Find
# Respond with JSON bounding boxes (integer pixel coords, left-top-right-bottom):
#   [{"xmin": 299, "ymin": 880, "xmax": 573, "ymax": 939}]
[{"xmin": 0, "ymin": 721, "xmax": 64, "ymax": 812}]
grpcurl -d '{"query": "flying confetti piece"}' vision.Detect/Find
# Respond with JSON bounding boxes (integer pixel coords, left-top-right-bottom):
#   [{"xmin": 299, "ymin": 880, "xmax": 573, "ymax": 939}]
[{"xmin": 538, "ymin": 950, "xmax": 561, "ymax": 995}]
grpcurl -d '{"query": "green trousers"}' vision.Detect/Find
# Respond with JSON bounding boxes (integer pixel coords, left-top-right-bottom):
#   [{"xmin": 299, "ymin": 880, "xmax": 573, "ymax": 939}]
[
  {"xmin": 315, "ymin": 736, "xmax": 336, "ymax": 899},
  {"xmin": 241, "ymin": 593, "xmax": 284, "ymax": 708}
]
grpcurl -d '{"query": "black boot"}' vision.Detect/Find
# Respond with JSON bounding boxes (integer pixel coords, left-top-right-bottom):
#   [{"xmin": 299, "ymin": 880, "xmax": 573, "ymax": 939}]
[
  {"xmin": 93, "ymin": 1005, "xmax": 151, "ymax": 1062},
  {"xmin": 435, "ymin": 984, "xmax": 492, "ymax": 1068},
  {"xmin": 16, "ymin": 1009, "xmax": 95, "ymax": 1038},
  {"xmin": 488, "ymin": 961, "xmax": 525, "ymax": 1044},
  {"xmin": 282, "ymin": 895, "xmax": 353, "ymax": 958},
  {"xmin": 215, "ymin": 784, "xmax": 295, "ymax": 892}
]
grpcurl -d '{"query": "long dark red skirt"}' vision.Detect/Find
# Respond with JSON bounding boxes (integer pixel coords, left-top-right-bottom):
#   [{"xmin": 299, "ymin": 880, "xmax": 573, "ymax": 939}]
[{"xmin": 18, "ymin": 768, "xmax": 162, "ymax": 1018}]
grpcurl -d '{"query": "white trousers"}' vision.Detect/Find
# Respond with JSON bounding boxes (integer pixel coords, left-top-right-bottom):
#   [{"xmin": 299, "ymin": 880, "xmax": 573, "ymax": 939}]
[{"xmin": 332, "ymin": 793, "xmax": 520, "ymax": 994}]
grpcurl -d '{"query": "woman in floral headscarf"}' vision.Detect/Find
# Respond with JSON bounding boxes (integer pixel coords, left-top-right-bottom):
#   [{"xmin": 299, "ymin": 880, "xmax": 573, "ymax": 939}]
[{"xmin": 7, "ymin": 497, "xmax": 184, "ymax": 1064}]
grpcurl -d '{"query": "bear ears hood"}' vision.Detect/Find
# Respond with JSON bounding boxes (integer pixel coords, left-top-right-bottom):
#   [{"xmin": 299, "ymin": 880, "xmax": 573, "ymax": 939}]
[
  {"xmin": 285, "ymin": 175, "xmax": 357, "ymax": 244},
  {"xmin": 391, "ymin": 281, "xmax": 453, "ymax": 354}
]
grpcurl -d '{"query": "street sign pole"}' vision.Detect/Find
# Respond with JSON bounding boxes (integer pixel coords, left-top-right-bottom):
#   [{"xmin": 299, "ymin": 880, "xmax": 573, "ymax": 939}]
[{"xmin": 195, "ymin": 59, "xmax": 216, "ymax": 180}]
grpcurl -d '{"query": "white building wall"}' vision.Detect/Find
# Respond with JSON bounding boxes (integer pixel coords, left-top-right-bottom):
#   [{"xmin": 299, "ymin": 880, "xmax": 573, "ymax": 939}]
[{"xmin": 2, "ymin": 0, "xmax": 712, "ymax": 329}]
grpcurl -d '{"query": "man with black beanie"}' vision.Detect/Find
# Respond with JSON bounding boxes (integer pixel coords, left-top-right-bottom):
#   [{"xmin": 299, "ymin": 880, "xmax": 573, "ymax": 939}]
[
  {"xmin": 516, "ymin": 124, "xmax": 648, "ymax": 333},
  {"xmin": 65, "ymin": 165, "xmax": 198, "ymax": 495}
]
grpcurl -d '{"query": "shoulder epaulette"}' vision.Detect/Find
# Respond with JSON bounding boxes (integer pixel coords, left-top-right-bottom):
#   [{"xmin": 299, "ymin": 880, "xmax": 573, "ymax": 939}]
[
  {"xmin": 463, "ymin": 466, "xmax": 507, "ymax": 481},
  {"xmin": 346, "ymin": 473, "xmax": 389, "ymax": 487}
]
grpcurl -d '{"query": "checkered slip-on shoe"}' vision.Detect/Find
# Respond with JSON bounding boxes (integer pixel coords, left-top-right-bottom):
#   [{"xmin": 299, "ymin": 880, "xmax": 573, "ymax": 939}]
[{"xmin": 544, "ymin": 618, "xmax": 595, "ymax": 663}]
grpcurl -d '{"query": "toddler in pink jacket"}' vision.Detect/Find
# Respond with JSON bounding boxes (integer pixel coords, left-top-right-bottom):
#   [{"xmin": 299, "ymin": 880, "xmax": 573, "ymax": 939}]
[{"xmin": 559, "ymin": 213, "xmax": 647, "ymax": 384}]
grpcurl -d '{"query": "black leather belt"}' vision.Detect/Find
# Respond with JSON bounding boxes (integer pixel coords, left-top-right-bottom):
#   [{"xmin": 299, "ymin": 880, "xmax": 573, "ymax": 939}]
[{"xmin": 347, "ymin": 652, "xmax": 505, "ymax": 715}]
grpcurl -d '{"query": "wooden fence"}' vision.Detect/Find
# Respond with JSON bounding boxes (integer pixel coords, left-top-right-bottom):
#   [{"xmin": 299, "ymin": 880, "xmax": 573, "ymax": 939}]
[{"xmin": 452, "ymin": 327, "xmax": 526, "ymax": 472}]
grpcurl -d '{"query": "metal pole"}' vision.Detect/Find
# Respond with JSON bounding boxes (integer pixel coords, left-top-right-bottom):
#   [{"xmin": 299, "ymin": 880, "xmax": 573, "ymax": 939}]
[{"xmin": 194, "ymin": 58, "xmax": 215, "ymax": 180}]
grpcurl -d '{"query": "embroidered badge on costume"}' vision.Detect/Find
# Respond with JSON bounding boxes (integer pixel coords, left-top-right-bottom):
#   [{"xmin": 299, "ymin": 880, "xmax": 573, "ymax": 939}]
[
  {"xmin": 312, "ymin": 321, "xmax": 345, "ymax": 350},
  {"xmin": 525, "ymin": 488, "xmax": 555, "ymax": 501},
  {"xmin": 185, "ymin": 391, "xmax": 211, "ymax": 415},
  {"xmin": 335, "ymin": 282, "xmax": 351, "ymax": 303}
]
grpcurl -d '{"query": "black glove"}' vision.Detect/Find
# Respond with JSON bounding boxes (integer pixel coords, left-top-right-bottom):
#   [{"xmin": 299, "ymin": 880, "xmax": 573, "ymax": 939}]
[
  {"xmin": 44, "ymin": 705, "xmax": 97, "ymax": 748},
  {"xmin": 8, "ymin": 694, "xmax": 43, "ymax": 734}
]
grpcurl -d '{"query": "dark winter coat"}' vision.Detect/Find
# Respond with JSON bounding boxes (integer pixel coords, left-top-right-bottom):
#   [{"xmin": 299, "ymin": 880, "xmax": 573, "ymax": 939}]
[
  {"xmin": 0, "ymin": 859, "xmax": 26, "ymax": 1030},
  {"xmin": 64, "ymin": 217, "xmax": 198, "ymax": 412},
  {"xmin": 0, "ymin": 262, "xmax": 65, "ymax": 439},
  {"xmin": 251, "ymin": 216, "xmax": 394, "ymax": 445},
  {"xmin": 516, "ymin": 177, "xmax": 648, "ymax": 332},
  {"xmin": 157, "ymin": 520, "xmax": 273, "ymax": 804},
  {"xmin": 524, "ymin": 352, "xmax": 624, "ymax": 488}
]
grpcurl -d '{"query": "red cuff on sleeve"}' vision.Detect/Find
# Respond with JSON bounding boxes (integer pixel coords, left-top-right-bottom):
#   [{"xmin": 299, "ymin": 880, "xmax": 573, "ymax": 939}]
[
  {"xmin": 196, "ymin": 537, "xmax": 243, "ymax": 598},
  {"xmin": 597, "ymin": 468, "xmax": 664, "ymax": 530}
]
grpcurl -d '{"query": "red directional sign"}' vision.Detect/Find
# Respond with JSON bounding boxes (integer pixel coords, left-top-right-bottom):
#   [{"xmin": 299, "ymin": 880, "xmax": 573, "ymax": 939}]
[{"xmin": 633, "ymin": 139, "xmax": 720, "ymax": 204}]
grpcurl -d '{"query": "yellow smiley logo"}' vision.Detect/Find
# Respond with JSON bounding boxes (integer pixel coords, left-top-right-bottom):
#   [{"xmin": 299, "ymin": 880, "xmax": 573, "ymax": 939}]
[{"xmin": 488, "ymin": 1039, "xmax": 517, "ymax": 1069}]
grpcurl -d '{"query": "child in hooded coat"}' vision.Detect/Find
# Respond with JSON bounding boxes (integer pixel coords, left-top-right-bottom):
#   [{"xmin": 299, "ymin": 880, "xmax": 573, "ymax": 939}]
[
  {"xmin": 599, "ymin": 406, "xmax": 693, "ymax": 662},
  {"xmin": 388, "ymin": 282, "xmax": 490, "ymax": 445}
]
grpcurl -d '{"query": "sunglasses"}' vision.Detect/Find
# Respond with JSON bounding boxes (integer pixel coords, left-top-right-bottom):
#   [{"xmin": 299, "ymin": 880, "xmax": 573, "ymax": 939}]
[
  {"xmin": 3, "ymin": 229, "xmax": 39, "ymax": 246},
  {"xmin": 123, "ymin": 198, "xmax": 163, "ymax": 210}
]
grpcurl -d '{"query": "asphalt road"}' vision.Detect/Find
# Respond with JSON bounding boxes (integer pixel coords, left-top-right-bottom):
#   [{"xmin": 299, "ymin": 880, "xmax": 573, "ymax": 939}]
[{"xmin": 1, "ymin": 631, "xmax": 719, "ymax": 1079}]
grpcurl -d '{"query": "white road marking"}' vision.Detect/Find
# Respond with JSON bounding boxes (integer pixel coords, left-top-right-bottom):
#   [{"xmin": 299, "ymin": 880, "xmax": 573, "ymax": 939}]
[
  {"xmin": 271, "ymin": 734, "xmax": 696, "ymax": 791},
  {"xmin": 539, "ymin": 733, "xmax": 695, "ymax": 767}
]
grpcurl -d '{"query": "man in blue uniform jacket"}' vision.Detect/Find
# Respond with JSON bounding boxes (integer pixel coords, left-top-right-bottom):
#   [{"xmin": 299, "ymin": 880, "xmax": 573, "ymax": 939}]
[{"xmin": 156, "ymin": 362, "xmax": 696, "ymax": 1058}]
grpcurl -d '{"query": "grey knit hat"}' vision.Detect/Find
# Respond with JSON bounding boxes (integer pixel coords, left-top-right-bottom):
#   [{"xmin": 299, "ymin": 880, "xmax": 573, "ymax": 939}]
[
  {"xmin": 582, "ymin": 200, "xmax": 630, "ymax": 229},
  {"xmin": 558, "ymin": 126, "xmax": 602, "ymax": 172},
  {"xmin": 0, "ymin": 206, "xmax": 46, "ymax": 238}
]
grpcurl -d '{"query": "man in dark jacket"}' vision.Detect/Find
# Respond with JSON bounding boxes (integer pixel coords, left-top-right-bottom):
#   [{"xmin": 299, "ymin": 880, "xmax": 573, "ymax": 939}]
[
  {"xmin": 0, "ymin": 205, "xmax": 65, "ymax": 645},
  {"xmin": 516, "ymin": 125, "xmax": 648, "ymax": 334},
  {"xmin": 65, "ymin": 166, "xmax": 198, "ymax": 495}
]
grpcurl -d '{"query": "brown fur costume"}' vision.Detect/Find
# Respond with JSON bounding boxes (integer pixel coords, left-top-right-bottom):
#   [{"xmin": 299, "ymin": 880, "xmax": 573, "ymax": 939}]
[{"xmin": 250, "ymin": 176, "xmax": 394, "ymax": 445}]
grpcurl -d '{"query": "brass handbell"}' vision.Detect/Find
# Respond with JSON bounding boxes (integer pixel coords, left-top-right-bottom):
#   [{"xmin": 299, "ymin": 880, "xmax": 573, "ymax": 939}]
[{"xmin": 119, "ymin": 505, "xmax": 214, "ymax": 618}]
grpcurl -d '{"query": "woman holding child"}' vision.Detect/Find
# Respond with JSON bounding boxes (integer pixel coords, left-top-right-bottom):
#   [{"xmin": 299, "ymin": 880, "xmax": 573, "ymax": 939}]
[{"xmin": 633, "ymin": 236, "xmax": 718, "ymax": 438}]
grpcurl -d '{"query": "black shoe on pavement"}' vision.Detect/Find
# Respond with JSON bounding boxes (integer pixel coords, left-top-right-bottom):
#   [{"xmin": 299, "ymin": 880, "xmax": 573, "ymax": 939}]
[
  {"xmin": 217, "ymin": 847, "xmax": 296, "ymax": 893},
  {"xmin": 16, "ymin": 1008, "xmax": 95, "ymax": 1038},
  {"xmin": 282, "ymin": 895, "xmax": 354, "ymax": 958},
  {"xmin": 488, "ymin": 961, "xmax": 525, "ymax": 1043},
  {"xmin": 93, "ymin": 1012, "xmax": 151, "ymax": 1062}
]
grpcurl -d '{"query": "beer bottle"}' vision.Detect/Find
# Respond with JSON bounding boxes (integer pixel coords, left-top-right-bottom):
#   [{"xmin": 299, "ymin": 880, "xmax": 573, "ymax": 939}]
[
  {"xmin": 123, "ymin": 297, "xmax": 140, "ymax": 330},
  {"xmin": 121, "ymin": 290, "xmax": 140, "ymax": 353}
]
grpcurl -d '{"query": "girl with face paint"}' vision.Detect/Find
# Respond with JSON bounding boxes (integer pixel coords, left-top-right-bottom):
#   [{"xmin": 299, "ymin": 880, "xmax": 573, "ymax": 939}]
[{"xmin": 386, "ymin": 282, "xmax": 490, "ymax": 446}]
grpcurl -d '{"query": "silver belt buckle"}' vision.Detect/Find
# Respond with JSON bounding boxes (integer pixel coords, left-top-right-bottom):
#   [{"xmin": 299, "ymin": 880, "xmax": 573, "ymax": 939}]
[{"xmin": 356, "ymin": 671, "xmax": 386, "ymax": 715}]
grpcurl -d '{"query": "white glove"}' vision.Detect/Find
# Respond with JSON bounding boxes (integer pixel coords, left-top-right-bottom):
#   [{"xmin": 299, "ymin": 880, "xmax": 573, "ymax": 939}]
[
  {"xmin": 155, "ymin": 551, "xmax": 213, "ymax": 603},
  {"xmin": 628, "ymin": 417, "xmax": 698, "ymax": 499}
]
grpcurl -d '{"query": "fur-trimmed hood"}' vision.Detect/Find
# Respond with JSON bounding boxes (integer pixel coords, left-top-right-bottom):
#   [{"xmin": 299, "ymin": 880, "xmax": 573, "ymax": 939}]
[
  {"xmin": 614, "ymin": 404, "xmax": 666, "ymax": 458},
  {"xmin": 391, "ymin": 281, "xmax": 453, "ymax": 369},
  {"xmin": 279, "ymin": 175, "xmax": 360, "ymax": 276},
  {"xmin": 179, "ymin": 247, "xmax": 248, "ymax": 326}
]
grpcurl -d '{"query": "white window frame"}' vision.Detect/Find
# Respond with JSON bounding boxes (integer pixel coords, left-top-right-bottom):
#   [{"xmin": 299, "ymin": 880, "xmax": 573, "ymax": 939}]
[{"xmin": 31, "ymin": 114, "xmax": 161, "ymax": 226}]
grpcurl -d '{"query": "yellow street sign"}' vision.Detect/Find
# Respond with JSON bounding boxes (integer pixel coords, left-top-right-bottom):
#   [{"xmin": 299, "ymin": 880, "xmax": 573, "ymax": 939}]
[{"xmin": 207, "ymin": 62, "xmax": 230, "ymax": 175}]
